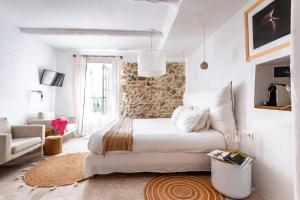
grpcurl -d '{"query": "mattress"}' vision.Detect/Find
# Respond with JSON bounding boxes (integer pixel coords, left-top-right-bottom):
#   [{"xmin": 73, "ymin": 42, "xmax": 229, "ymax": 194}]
[{"xmin": 88, "ymin": 118, "xmax": 226, "ymax": 154}]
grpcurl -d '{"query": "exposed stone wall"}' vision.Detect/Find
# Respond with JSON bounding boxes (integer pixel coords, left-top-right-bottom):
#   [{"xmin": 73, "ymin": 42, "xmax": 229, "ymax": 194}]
[{"xmin": 120, "ymin": 62, "xmax": 185, "ymax": 118}]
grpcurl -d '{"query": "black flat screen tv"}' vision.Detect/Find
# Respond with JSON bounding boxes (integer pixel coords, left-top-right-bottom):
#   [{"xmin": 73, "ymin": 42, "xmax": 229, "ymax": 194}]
[{"xmin": 40, "ymin": 69, "xmax": 65, "ymax": 87}]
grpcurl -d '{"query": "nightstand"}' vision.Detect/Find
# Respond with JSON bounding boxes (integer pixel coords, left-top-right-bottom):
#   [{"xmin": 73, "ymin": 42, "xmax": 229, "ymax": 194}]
[{"xmin": 211, "ymin": 158, "xmax": 252, "ymax": 199}]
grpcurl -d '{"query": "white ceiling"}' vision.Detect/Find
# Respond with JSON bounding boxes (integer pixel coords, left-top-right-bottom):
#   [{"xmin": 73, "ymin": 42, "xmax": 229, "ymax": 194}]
[
  {"xmin": 163, "ymin": 0, "xmax": 248, "ymax": 58},
  {"xmin": 0, "ymin": 0, "xmax": 170, "ymax": 30},
  {"xmin": 0, "ymin": 0, "xmax": 248, "ymax": 58}
]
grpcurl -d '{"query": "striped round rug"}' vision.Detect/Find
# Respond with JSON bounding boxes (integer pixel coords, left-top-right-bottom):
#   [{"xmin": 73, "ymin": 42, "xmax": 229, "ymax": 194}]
[{"xmin": 145, "ymin": 175, "xmax": 225, "ymax": 200}]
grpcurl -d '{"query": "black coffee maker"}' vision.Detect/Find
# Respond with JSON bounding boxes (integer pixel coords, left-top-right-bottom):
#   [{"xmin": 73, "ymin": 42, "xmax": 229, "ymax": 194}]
[
  {"xmin": 264, "ymin": 83, "xmax": 290, "ymax": 106},
  {"xmin": 264, "ymin": 84, "xmax": 277, "ymax": 106}
]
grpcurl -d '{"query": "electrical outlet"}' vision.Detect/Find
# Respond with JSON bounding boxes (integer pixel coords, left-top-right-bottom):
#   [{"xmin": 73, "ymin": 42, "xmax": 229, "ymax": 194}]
[
  {"xmin": 246, "ymin": 131, "xmax": 254, "ymax": 140},
  {"xmin": 241, "ymin": 130, "xmax": 254, "ymax": 140}
]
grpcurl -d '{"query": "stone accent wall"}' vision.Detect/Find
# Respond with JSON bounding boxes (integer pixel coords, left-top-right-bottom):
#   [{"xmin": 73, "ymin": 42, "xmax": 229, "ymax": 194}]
[{"xmin": 120, "ymin": 62, "xmax": 185, "ymax": 118}]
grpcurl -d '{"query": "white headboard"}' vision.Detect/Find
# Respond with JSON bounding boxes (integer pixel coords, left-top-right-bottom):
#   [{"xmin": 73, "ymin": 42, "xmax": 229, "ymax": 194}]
[{"xmin": 183, "ymin": 82, "xmax": 235, "ymax": 138}]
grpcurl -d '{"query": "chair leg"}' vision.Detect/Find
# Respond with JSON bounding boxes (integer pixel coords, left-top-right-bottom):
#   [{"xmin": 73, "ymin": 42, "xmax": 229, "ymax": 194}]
[{"xmin": 40, "ymin": 146, "xmax": 44, "ymax": 158}]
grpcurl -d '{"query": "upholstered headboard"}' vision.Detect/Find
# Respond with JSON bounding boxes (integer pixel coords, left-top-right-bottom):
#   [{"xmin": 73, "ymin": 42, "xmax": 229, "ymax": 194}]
[{"xmin": 183, "ymin": 82, "xmax": 235, "ymax": 138}]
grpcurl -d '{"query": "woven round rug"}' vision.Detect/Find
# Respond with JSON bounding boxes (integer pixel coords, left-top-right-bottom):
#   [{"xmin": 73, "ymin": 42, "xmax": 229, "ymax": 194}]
[
  {"xmin": 145, "ymin": 175, "xmax": 225, "ymax": 200},
  {"xmin": 24, "ymin": 153, "xmax": 87, "ymax": 187}
]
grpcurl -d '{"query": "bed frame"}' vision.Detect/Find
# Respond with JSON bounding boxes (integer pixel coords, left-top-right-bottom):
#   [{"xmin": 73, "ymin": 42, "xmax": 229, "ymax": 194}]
[{"xmin": 84, "ymin": 152, "xmax": 210, "ymax": 177}]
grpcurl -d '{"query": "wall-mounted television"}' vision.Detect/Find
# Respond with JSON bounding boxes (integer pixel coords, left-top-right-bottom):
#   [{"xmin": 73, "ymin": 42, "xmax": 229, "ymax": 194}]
[{"xmin": 40, "ymin": 69, "xmax": 65, "ymax": 87}]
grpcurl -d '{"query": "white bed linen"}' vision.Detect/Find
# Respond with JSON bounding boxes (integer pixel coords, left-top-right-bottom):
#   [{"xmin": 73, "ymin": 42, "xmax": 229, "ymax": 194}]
[
  {"xmin": 88, "ymin": 118, "xmax": 226, "ymax": 154},
  {"xmin": 84, "ymin": 152, "xmax": 211, "ymax": 177}
]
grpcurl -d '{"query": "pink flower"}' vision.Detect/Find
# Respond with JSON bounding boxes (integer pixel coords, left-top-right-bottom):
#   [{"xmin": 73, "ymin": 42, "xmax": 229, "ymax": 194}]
[{"xmin": 50, "ymin": 118, "xmax": 68, "ymax": 136}]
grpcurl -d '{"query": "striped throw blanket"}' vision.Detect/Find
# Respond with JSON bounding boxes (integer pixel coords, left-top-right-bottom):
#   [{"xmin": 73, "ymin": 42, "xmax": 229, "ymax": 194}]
[{"xmin": 102, "ymin": 118, "xmax": 133, "ymax": 155}]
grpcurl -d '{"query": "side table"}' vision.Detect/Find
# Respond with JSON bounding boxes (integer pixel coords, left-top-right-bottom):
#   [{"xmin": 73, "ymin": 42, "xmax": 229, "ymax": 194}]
[
  {"xmin": 43, "ymin": 136, "xmax": 62, "ymax": 155},
  {"xmin": 211, "ymin": 158, "xmax": 252, "ymax": 199}
]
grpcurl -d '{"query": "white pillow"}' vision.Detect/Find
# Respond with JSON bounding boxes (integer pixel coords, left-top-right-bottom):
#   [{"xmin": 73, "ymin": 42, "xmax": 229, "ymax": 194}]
[
  {"xmin": 192, "ymin": 107, "xmax": 209, "ymax": 132},
  {"xmin": 171, "ymin": 106, "xmax": 183, "ymax": 123},
  {"xmin": 183, "ymin": 82, "xmax": 235, "ymax": 136},
  {"xmin": 195, "ymin": 115, "xmax": 211, "ymax": 132},
  {"xmin": 176, "ymin": 109, "xmax": 201, "ymax": 132},
  {"xmin": 171, "ymin": 106, "xmax": 192, "ymax": 123},
  {"xmin": 205, "ymin": 116, "xmax": 211, "ymax": 130}
]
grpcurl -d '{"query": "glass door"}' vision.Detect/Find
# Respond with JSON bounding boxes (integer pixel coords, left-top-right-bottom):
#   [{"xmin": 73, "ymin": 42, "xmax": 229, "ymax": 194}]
[{"xmin": 82, "ymin": 60, "xmax": 118, "ymax": 135}]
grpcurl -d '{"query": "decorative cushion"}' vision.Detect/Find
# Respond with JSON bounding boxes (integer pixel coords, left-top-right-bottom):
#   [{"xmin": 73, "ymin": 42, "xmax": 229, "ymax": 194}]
[
  {"xmin": 171, "ymin": 106, "xmax": 183, "ymax": 123},
  {"xmin": 183, "ymin": 82, "xmax": 235, "ymax": 136},
  {"xmin": 192, "ymin": 107, "xmax": 210, "ymax": 132},
  {"xmin": 11, "ymin": 137, "xmax": 41, "ymax": 154},
  {"xmin": 176, "ymin": 109, "xmax": 201, "ymax": 132},
  {"xmin": 51, "ymin": 118, "xmax": 68, "ymax": 135},
  {"xmin": 204, "ymin": 116, "xmax": 211, "ymax": 130},
  {"xmin": 170, "ymin": 106, "xmax": 192, "ymax": 123},
  {"xmin": 0, "ymin": 117, "xmax": 11, "ymax": 133}
]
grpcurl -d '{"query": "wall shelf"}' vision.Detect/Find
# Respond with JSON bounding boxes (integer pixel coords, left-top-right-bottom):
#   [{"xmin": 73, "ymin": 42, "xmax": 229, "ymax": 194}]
[
  {"xmin": 254, "ymin": 55, "xmax": 291, "ymax": 112},
  {"xmin": 255, "ymin": 105, "xmax": 291, "ymax": 111}
]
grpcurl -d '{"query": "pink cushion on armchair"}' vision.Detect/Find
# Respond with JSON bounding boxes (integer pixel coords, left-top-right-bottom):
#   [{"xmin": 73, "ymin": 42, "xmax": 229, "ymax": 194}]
[{"xmin": 50, "ymin": 118, "xmax": 68, "ymax": 135}]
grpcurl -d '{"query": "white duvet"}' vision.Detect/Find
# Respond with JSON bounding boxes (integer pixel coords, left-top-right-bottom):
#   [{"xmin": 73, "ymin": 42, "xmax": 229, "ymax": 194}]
[{"xmin": 88, "ymin": 118, "xmax": 226, "ymax": 154}]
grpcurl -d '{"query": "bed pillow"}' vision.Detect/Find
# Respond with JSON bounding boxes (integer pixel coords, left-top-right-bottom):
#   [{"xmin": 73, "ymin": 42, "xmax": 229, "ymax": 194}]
[
  {"xmin": 170, "ymin": 106, "xmax": 192, "ymax": 123},
  {"xmin": 171, "ymin": 106, "xmax": 183, "ymax": 123},
  {"xmin": 195, "ymin": 115, "xmax": 211, "ymax": 132},
  {"xmin": 192, "ymin": 107, "xmax": 209, "ymax": 132},
  {"xmin": 205, "ymin": 116, "xmax": 211, "ymax": 130},
  {"xmin": 176, "ymin": 109, "xmax": 201, "ymax": 132},
  {"xmin": 183, "ymin": 82, "xmax": 235, "ymax": 136}
]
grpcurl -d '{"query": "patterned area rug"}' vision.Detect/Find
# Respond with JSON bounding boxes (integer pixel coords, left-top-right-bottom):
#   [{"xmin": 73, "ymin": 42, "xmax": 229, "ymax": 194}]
[
  {"xmin": 145, "ymin": 175, "xmax": 225, "ymax": 200},
  {"xmin": 24, "ymin": 153, "xmax": 87, "ymax": 187}
]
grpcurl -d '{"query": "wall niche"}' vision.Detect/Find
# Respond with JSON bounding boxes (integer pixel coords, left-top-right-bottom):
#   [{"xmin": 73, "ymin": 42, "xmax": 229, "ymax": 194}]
[{"xmin": 254, "ymin": 55, "xmax": 291, "ymax": 111}]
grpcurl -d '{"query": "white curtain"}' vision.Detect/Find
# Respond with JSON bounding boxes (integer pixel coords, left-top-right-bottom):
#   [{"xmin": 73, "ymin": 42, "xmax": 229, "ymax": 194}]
[
  {"xmin": 81, "ymin": 65, "xmax": 102, "ymax": 136},
  {"xmin": 111, "ymin": 57, "xmax": 121, "ymax": 119},
  {"xmin": 292, "ymin": 0, "xmax": 300, "ymax": 199},
  {"xmin": 72, "ymin": 54, "xmax": 87, "ymax": 136}
]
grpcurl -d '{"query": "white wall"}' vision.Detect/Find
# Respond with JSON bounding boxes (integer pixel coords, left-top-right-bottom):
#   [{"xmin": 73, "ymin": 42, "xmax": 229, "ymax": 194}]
[
  {"xmin": 186, "ymin": 1, "xmax": 293, "ymax": 199},
  {"xmin": 0, "ymin": 17, "xmax": 56, "ymax": 124},
  {"xmin": 55, "ymin": 50, "xmax": 75, "ymax": 116},
  {"xmin": 291, "ymin": 0, "xmax": 300, "ymax": 199}
]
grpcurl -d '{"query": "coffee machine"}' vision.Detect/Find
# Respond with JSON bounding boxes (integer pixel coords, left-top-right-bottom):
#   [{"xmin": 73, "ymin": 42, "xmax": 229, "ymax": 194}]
[{"xmin": 264, "ymin": 84, "xmax": 291, "ymax": 107}]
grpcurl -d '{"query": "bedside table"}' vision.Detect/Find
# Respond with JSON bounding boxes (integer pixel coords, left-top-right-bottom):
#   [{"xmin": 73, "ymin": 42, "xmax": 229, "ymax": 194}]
[{"xmin": 211, "ymin": 158, "xmax": 252, "ymax": 199}]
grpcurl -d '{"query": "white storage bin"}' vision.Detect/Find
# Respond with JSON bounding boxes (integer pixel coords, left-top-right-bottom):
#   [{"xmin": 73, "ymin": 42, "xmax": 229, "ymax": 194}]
[{"xmin": 211, "ymin": 158, "xmax": 252, "ymax": 199}]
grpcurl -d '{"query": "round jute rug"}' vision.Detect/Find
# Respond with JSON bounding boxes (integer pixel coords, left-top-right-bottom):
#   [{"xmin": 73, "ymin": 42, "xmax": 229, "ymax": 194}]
[
  {"xmin": 145, "ymin": 175, "xmax": 225, "ymax": 200},
  {"xmin": 24, "ymin": 153, "xmax": 87, "ymax": 187}
]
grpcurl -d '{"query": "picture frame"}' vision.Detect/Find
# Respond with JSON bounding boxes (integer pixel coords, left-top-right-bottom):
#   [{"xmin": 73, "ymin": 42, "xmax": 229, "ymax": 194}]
[{"xmin": 244, "ymin": 0, "xmax": 291, "ymax": 62}]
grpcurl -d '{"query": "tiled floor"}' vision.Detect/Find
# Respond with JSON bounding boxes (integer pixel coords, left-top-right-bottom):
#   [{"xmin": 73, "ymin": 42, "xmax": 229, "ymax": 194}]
[{"xmin": 0, "ymin": 136, "xmax": 262, "ymax": 200}]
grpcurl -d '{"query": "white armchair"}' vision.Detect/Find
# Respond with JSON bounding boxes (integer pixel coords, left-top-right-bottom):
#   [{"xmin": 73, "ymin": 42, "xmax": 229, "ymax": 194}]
[{"xmin": 0, "ymin": 117, "xmax": 45, "ymax": 165}]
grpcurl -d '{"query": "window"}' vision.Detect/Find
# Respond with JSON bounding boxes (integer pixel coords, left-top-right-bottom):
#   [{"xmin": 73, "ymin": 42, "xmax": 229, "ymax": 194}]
[
  {"xmin": 87, "ymin": 63, "xmax": 112, "ymax": 114},
  {"xmin": 82, "ymin": 57, "xmax": 119, "ymax": 135}
]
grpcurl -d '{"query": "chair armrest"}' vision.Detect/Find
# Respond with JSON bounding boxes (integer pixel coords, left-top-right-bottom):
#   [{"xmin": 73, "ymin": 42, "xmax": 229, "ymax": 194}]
[
  {"xmin": 28, "ymin": 119, "xmax": 52, "ymax": 130},
  {"xmin": 56, "ymin": 116, "xmax": 77, "ymax": 124},
  {"xmin": 11, "ymin": 125, "xmax": 45, "ymax": 144},
  {"xmin": 0, "ymin": 133, "xmax": 12, "ymax": 164}
]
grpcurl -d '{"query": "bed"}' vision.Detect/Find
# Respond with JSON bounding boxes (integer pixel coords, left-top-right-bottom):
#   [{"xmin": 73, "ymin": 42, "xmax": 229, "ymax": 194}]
[{"xmin": 84, "ymin": 82, "xmax": 235, "ymax": 177}]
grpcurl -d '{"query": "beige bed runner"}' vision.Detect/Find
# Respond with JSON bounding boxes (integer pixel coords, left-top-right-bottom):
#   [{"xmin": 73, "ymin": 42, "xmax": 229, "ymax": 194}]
[{"xmin": 102, "ymin": 118, "xmax": 133, "ymax": 155}]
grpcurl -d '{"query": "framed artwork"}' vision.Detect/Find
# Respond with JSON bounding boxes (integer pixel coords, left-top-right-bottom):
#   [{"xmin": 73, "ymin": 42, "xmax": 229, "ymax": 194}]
[{"xmin": 244, "ymin": 0, "xmax": 291, "ymax": 62}]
